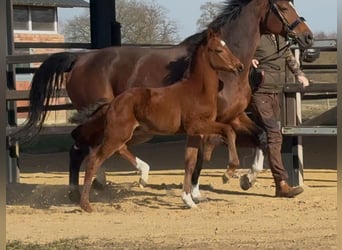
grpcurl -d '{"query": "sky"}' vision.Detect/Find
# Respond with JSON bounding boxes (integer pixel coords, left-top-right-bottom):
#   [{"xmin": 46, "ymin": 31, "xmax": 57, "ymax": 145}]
[{"xmin": 59, "ymin": 0, "xmax": 337, "ymax": 40}]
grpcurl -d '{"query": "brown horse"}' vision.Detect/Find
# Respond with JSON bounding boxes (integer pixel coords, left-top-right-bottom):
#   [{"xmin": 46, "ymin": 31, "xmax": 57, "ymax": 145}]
[
  {"xmin": 76, "ymin": 29, "xmax": 243, "ymax": 212},
  {"xmin": 14, "ymin": 0, "xmax": 313, "ymax": 205}
]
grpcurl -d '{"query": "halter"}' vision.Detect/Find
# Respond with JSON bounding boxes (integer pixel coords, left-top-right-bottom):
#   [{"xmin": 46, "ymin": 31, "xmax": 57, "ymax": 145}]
[{"xmin": 264, "ymin": 0, "xmax": 306, "ymax": 41}]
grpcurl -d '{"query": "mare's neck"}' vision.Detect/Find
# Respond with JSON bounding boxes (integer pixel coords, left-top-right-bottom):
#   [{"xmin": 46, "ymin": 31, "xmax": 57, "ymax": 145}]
[{"xmin": 223, "ymin": 1, "xmax": 267, "ymax": 69}]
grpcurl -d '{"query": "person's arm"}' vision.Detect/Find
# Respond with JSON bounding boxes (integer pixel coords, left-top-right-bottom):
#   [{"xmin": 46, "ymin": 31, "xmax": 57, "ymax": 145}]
[{"xmin": 285, "ymin": 49, "xmax": 309, "ymax": 87}]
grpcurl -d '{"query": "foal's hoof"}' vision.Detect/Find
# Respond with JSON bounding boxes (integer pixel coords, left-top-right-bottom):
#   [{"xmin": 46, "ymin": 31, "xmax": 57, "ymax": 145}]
[
  {"xmin": 192, "ymin": 195, "xmax": 208, "ymax": 204},
  {"xmin": 182, "ymin": 192, "xmax": 197, "ymax": 208},
  {"xmin": 92, "ymin": 178, "xmax": 105, "ymax": 190},
  {"xmin": 68, "ymin": 189, "xmax": 81, "ymax": 203},
  {"xmin": 222, "ymin": 173, "xmax": 230, "ymax": 184},
  {"xmin": 80, "ymin": 202, "xmax": 93, "ymax": 213},
  {"xmin": 240, "ymin": 174, "xmax": 253, "ymax": 191}
]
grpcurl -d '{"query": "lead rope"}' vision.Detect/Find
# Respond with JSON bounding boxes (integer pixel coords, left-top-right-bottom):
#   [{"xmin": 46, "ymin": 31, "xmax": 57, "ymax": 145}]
[{"xmin": 258, "ymin": 36, "xmax": 294, "ymax": 65}]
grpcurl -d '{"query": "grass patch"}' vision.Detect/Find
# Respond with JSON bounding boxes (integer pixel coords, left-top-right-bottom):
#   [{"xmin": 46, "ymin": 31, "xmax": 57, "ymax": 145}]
[{"xmin": 7, "ymin": 237, "xmax": 90, "ymax": 250}]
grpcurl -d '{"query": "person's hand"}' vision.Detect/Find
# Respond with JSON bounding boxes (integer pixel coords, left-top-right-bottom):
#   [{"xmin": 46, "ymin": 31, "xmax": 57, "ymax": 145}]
[
  {"xmin": 296, "ymin": 75, "xmax": 309, "ymax": 88},
  {"xmin": 251, "ymin": 59, "xmax": 259, "ymax": 68}
]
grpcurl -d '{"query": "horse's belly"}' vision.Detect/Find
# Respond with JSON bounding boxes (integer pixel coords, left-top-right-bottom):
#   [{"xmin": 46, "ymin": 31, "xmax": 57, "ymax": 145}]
[{"xmin": 138, "ymin": 115, "xmax": 181, "ymax": 135}]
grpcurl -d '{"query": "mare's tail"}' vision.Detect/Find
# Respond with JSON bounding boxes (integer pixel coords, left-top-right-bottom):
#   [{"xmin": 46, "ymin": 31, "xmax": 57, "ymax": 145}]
[{"xmin": 12, "ymin": 52, "xmax": 79, "ymax": 142}]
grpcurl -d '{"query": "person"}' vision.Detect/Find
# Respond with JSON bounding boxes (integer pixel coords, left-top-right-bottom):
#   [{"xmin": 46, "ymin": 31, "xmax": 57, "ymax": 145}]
[{"xmin": 248, "ymin": 34, "xmax": 309, "ymax": 197}]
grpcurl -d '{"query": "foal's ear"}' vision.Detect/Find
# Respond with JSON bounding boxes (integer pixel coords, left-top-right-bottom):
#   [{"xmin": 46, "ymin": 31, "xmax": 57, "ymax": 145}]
[
  {"xmin": 207, "ymin": 28, "xmax": 215, "ymax": 38},
  {"xmin": 206, "ymin": 28, "xmax": 221, "ymax": 39}
]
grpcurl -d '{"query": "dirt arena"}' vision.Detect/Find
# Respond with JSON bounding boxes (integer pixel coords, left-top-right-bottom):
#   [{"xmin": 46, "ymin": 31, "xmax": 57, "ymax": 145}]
[{"xmin": 6, "ymin": 141, "xmax": 337, "ymax": 249}]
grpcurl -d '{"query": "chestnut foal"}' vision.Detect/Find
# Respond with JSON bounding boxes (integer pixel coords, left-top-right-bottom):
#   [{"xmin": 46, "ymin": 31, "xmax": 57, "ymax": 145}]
[{"xmin": 79, "ymin": 29, "xmax": 244, "ymax": 212}]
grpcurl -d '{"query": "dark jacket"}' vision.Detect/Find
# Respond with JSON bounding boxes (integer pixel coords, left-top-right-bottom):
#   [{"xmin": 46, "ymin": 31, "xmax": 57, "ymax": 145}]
[{"xmin": 254, "ymin": 35, "xmax": 304, "ymax": 93}]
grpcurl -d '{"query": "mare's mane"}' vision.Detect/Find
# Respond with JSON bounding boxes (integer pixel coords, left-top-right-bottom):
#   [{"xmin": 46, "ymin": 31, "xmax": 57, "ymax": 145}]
[
  {"xmin": 180, "ymin": 0, "xmax": 253, "ymax": 48},
  {"xmin": 165, "ymin": 0, "xmax": 253, "ymax": 84},
  {"xmin": 209, "ymin": 0, "xmax": 252, "ymax": 31}
]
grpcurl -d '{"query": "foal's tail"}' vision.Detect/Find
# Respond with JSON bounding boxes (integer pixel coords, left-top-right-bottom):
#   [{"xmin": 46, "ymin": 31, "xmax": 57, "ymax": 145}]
[{"xmin": 12, "ymin": 52, "xmax": 79, "ymax": 142}]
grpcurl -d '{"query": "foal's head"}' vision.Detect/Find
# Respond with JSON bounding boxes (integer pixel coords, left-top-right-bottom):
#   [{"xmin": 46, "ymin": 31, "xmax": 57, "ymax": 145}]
[{"xmin": 205, "ymin": 29, "xmax": 244, "ymax": 73}]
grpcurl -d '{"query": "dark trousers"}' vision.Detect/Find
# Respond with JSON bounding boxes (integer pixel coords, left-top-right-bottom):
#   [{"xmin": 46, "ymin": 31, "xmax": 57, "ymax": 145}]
[{"xmin": 249, "ymin": 92, "xmax": 288, "ymax": 182}]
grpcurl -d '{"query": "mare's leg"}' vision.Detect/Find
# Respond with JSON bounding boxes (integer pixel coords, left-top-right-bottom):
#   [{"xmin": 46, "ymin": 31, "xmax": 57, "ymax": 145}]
[
  {"xmin": 68, "ymin": 143, "xmax": 89, "ymax": 203},
  {"xmin": 232, "ymin": 112, "xmax": 267, "ymax": 151},
  {"xmin": 225, "ymin": 112, "xmax": 267, "ymax": 185},
  {"xmin": 182, "ymin": 135, "xmax": 202, "ymax": 208},
  {"xmin": 116, "ymin": 144, "xmax": 150, "ymax": 187},
  {"xmin": 240, "ymin": 147, "xmax": 265, "ymax": 190}
]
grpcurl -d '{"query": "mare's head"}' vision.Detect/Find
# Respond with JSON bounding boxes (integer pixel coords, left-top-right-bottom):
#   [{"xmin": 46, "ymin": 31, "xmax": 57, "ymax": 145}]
[
  {"xmin": 261, "ymin": 0, "xmax": 313, "ymax": 49},
  {"xmin": 204, "ymin": 29, "xmax": 244, "ymax": 73},
  {"xmin": 207, "ymin": 0, "xmax": 313, "ymax": 51}
]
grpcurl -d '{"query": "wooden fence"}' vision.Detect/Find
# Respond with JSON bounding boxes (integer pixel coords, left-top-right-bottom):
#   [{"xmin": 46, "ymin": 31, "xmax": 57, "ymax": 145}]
[{"xmin": 281, "ymin": 39, "xmax": 337, "ymax": 185}]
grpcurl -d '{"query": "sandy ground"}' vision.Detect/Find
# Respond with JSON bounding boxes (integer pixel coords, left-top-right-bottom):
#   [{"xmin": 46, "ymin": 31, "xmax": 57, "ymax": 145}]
[{"xmin": 6, "ymin": 141, "xmax": 337, "ymax": 249}]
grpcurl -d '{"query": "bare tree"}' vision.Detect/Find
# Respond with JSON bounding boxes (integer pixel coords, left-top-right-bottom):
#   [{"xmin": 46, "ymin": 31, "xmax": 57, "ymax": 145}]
[
  {"xmin": 314, "ymin": 31, "xmax": 337, "ymax": 39},
  {"xmin": 60, "ymin": 10, "xmax": 90, "ymax": 43},
  {"xmin": 197, "ymin": 2, "xmax": 221, "ymax": 31},
  {"xmin": 116, "ymin": 0, "xmax": 179, "ymax": 44},
  {"xmin": 60, "ymin": 0, "xmax": 179, "ymax": 44}
]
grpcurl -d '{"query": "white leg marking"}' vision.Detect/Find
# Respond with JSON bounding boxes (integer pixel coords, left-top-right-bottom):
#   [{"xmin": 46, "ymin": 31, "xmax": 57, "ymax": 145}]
[
  {"xmin": 251, "ymin": 147, "xmax": 264, "ymax": 173},
  {"xmin": 191, "ymin": 183, "xmax": 202, "ymax": 200},
  {"xmin": 136, "ymin": 157, "xmax": 150, "ymax": 184},
  {"xmin": 182, "ymin": 192, "xmax": 197, "ymax": 208}
]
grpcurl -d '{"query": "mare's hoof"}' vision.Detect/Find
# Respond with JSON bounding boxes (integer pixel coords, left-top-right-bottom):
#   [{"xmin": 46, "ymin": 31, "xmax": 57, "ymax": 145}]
[
  {"xmin": 240, "ymin": 174, "xmax": 253, "ymax": 191},
  {"xmin": 92, "ymin": 178, "xmax": 105, "ymax": 190},
  {"xmin": 222, "ymin": 173, "xmax": 230, "ymax": 184},
  {"xmin": 139, "ymin": 178, "xmax": 148, "ymax": 188},
  {"xmin": 68, "ymin": 189, "xmax": 81, "ymax": 203}
]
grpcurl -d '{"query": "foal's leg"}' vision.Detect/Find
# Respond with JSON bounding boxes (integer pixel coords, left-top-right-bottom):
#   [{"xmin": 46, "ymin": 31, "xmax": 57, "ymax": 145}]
[
  {"xmin": 182, "ymin": 135, "xmax": 202, "ymax": 208},
  {"xmin": 190, "ymin": 138, "xmax": 204, "ymax": 202},
  {"xmin": 80, "ymin": 104, "xmax": 139, "ymax": 212},
  {"xmin": 221, "ymin": 125, "xmax": 240, "ymax": 184},
  {"xmin": 189, "ymin": 134, "xmax": 223, "ymax": 201},
  {"xmin": 184, "ymin": 122, "xmax": 240, "ymax": 204},
  {"xmin": 116, "ymin": 144, "xmax": 150, "ymax": 187},
  {"xmin": 202, "ymin": 134, "xmax": 223, "ymax": 161},
  {"xmin": 80, "ymin": 141, "xmax": 133, "ymax": 212},
  {"xmin": 190, "ymin": 122, "xmax": 240, "ymax": 184}
]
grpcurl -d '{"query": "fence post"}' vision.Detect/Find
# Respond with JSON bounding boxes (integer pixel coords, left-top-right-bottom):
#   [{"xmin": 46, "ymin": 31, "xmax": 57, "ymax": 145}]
[
  {"xmin": 6, "ymin": 0, "xmax": 20, "ymax": 183},
  {"xmin": 0, "ymin": 0, "xmax": 8, "ymax": 248},
  {"xmin": 282, "ymin": 92, "xmax": 300, "ymax": 187},
  {"xmin": 294, "ymin": 49, "xmax": 304, "ymax": 186},
  {"xmin": 90, "ymin": 0, "xmax": 121, "ymax": 49}
]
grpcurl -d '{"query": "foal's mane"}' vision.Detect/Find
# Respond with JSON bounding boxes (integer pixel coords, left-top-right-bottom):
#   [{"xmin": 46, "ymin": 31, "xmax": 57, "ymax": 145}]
[{"xmin": 187, "ymin": 34, "xmax": 210, "ymax": 74}]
